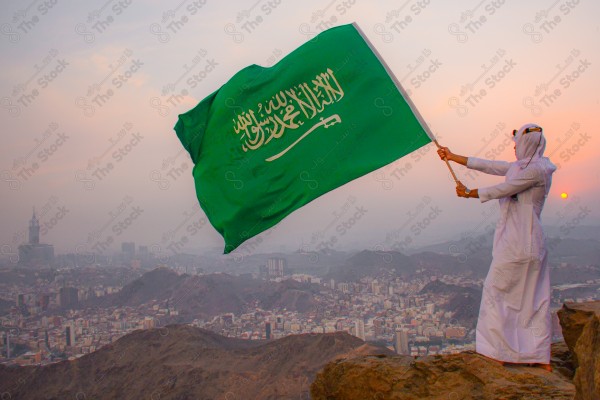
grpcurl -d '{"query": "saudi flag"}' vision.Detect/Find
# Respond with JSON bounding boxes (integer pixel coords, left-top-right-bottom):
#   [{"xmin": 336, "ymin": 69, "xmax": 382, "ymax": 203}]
[{"xmin": 174, "ymin": 23, "xmax": 433, "ymax": 253}]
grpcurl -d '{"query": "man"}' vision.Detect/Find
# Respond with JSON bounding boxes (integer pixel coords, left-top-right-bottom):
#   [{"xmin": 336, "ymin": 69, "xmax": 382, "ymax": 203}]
[{"xmin": 437, "ymin": 123, "xmax": 557, "ymax": 372}]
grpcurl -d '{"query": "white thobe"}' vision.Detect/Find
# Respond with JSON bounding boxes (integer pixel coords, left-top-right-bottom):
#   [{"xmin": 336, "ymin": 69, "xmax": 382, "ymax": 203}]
[{"xmin": 467, "ymin": 154, "xmax": 556, "ymax": 364}]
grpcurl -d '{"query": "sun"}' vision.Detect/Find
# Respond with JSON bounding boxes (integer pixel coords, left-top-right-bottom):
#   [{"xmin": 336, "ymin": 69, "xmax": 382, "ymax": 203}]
[{"xmin": 560, "ymin": 192, "xmax": 568, "ymax": 199}]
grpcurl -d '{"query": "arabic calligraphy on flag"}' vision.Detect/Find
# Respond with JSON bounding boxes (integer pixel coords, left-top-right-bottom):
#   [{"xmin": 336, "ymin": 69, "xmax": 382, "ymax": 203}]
[{"xmin": 233, "ymin": 68, "xmax": 344, "ymax": 161}]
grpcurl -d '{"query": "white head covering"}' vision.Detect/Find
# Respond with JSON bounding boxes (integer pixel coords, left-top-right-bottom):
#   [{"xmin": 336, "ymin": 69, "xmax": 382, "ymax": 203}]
[
  {"xmin": 512, "ymin": 123, "xmax": 556, "ymax": 196},
  {"xmin": 513, "ymin": 123, "xmax": 545, "ymax": 162}
]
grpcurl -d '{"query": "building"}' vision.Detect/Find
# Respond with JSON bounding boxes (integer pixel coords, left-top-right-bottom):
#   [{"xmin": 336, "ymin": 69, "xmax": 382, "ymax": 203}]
[
  {"xmin": 3, "ymin": 331, "xmax": 11, "ymax": 358},
  {"xmin": 426, "ymin": 303, "xmax": 435, "ymax": 315},
  {"xmin": 265, "ymin": 321, "xmax": 272, "ymax": 340},
  {"xmin": 65, "ymin": 324, "xmax": 76, "ymax": 347},
  {"xmin": 337, "ymin": 282, "xmax": 350, "ymax": 293},
  {"xmin": 37, "ymin": 293, "xmax": 50, "ymax": 310},
  {"xmin": 259, "ymin": 258, "xmax": 286, "ymax": 279},
  {"xmin": 59, "ymin": 287, "xmax": 79, "ymax": 309},
  {"xmin": 131, "ymin": 259, "xmax": 142, "ymax": 270},
  {"xmin": 445, "ymin": 326, "xmax": 466, "ymax": 339},
  {"xmin": 354, "ymin": 319, "xmax": 365, "ymax": 341},
  {"xmin": 122, "ymin": 242, "xmax": 135, "ymax": 257},
  {"xmin": 143, "ymin": 317, "xmax": 155, "ymax": 329},
  {"xmin": 18, "ymin": 209, "xmax": 54, "ymax": 266},
  {"xmin": 394, "ymin": 329, "xmax": 410, "ymax": 355}
]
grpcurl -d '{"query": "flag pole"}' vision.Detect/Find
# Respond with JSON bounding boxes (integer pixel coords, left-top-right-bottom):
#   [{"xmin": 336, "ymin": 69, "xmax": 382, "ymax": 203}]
[
  {"xmin": 352, "ymin": 22, "xmax": 460, "ymax": 184},
  {"xmin": 432, "ymin": 139, "xmax": 459, "ymax": 183}
]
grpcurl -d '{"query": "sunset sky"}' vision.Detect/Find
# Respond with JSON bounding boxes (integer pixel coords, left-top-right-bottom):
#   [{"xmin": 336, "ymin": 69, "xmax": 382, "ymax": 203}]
[{"xmin": 1, "ymin": 0, "xmax": 598, "ymax": 259}]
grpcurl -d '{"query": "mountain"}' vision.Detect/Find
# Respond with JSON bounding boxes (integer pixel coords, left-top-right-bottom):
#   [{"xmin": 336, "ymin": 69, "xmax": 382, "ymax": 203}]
[
  {"xmin": 325, "ymin": 249, "xmax": 493, "ymax": 282},
  {"xmin": 543, "ymin": 225, "xmax": 600, "ymax": 240},
  {"xmin": 325, "ymin": 250, "xmax": 417, "ymax": 282},
  {"xmin": 419, "ymin": 280, "xmax": 482, "ymax": 329},
  {"xmin": 411, "ymin": 250, "xmax": 491, "ymax": 276},
  {"xmin": 0, "ymin": 266, "xmax": 58, "ymax": 285},
  {"xmin": 412, "ymin": 234, "xmax": 600, "ymax": 267},
  {"xmin": 84, "ymin": 267, "xmax": 320, "ymax": 319},
  {"xmin": 182, "ymin": 248, "xmax": 351, "ymax": 276},
  {"xmin": 545, "ymin": 237, "xmax": 600, "ymax": 265},
  {"xmin": 0, "ymin": 324, "xmax": 391, "ymax": 399}
]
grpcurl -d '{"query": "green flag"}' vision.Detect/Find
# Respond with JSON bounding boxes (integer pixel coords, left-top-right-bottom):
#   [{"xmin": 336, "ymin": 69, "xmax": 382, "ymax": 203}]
[{"xmin": 174, "ymin": 23, "xmax": 433, "ymax": 254}]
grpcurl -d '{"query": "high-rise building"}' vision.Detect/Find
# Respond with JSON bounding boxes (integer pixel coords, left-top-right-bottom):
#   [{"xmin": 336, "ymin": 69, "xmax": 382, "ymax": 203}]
[
  {"xmin": 37, "ymin": 293, "xmax": 50, "ymax": 310},
  {"xmin": 265, "ymin": 321, "xmax": 272, "ymax": 340},
  {"xmin": 371, "ymin": 280, "xmax": 380, "ymax": 294},
  {"xmin": 337, "ymin": 282, "xmax": 350, "ymax": 293},
  {"xmin": 65, "ymin": 325, "xmax": 71, "ymax": 346},
  {"xmin": 394, "ymin": 329, "xmax": 410, "ymax": 355},
  {"xmin": 29, "ymin": 208, "xmax": 40, "ymax": 244},
  {"xmin": 354, "ymin": 319, "xmax": 365, "ymax": 341},
  {"xmin": 259, "ymin": 258, "xmax": 286, "ymax": 279},
  {"xmin": 18, "ymin": 209, "xmax": 54, "ymax": 266},
  {"xmin": 3, "ymin": 331, "xmax": 10, "ymax": 358},
  {"xmin": 426, "ymin": 303, "xmax": 435, "ymax": 315},
  {"xmin": 122, "ymin": 242, "xmax": 135, "ymax": 256},
  {"xmin": 59, "ymin": 287, "xmax": 79, "ymax": 309},
  {"xmin": 65, "ymin": 325, "xmax": 76, "ymax": 347},
  {"xmin": 275, "ymin": 315, "xmax": 284, "ymax": 330}
]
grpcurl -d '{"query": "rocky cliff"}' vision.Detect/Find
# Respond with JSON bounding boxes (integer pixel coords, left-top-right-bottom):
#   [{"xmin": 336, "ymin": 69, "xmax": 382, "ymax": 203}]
[
  {"xmin": 311, "ymin": 341, "xmax": 576, "ymax": 399},
  {"xmin": 557, "ymin": 300, "xmax": 600, "ymax": 400}
]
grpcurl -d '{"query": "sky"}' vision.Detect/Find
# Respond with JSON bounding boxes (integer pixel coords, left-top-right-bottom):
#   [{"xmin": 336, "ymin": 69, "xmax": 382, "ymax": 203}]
[{"xmin": 1, "ymin": 0, "xmax": 599, "ymax": 261}]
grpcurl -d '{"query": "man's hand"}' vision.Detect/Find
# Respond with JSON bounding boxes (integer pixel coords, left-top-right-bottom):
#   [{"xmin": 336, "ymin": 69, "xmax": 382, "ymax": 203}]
[
  {"xmin": 456, "ymin": 181, "xmax": 468, "ymax": 198},
  {"xmin": 437, "ymin": 146, "xmax": 468, "ymax": 166},
  {"xmin": 437, "ymin": 146, "xmax": 453, "ymax": 162}
]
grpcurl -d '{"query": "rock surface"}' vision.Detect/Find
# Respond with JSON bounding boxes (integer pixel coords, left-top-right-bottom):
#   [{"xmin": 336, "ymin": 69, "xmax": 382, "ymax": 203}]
[
  {"xmin": 311, "ymin": 342, "xmax": 576, "ymax": 400},
  {"xmin": 557, "ymin": 300, "xmax": 600, "ymax": 400}
]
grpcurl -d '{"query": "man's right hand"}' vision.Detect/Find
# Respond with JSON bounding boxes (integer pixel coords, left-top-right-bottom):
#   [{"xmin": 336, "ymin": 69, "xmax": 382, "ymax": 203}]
[{"xmin": 437, "ymin": 146, "xmax": 453, "ymax": 162}]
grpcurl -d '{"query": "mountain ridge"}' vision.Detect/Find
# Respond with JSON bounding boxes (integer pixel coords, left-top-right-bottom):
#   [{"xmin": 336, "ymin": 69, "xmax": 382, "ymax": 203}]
[{"xmin": 0, "ymin": 324, "xmax": 391, "ymax": 399}]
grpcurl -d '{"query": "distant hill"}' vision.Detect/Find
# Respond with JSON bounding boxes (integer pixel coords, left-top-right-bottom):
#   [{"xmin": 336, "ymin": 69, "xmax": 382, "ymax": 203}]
[
  {"xmin": 0, "ymin": 324, "xmax": 391, "ymax": 399},
  {"xmin": 325, "ymin": 249, "xmax": 493, "ymax": 282},
  {"xmin": 187, "ymin": 248, "xmax": 351, "ymax": 276},
  {"xmin": 543, "ymin": 225, "xmax": 600, "ymax": 240},
  {"xmin": 0, "ymin": 267, "xmax": 58, "ymax": 286},
  {"xmin": 409, "ymin": 233, "xmax": 599, "ymax": 268},
  {"xmin": 84, "ymin": 267, "xmax": 320, "ymax": 319},
  {"xmin": 419, "ymin": 280, "xmax": 482, "ymax": 329},
  {"xmin": 325, "ymin": 250, "xmax": 416, "ymax": 281},
  {"xmin": 545, "ymin": 238, "xmax": 600, "ymax": 265}
]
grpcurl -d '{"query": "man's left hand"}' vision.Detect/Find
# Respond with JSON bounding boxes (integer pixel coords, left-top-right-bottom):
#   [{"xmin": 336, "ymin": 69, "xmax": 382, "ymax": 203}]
[{"xmin": 456, "ymin": 181, "xmax": 468, "ymax": 198}]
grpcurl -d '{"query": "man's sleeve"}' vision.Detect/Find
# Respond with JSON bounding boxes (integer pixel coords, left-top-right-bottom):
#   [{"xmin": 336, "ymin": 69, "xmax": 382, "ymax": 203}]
[
  {"xmin": 478, "ymin": 168, "xmax": 541, "ymax": 203},
  {"xmin": 467, "ymin": 157, "xmax": 511, "ymax": 176}
]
